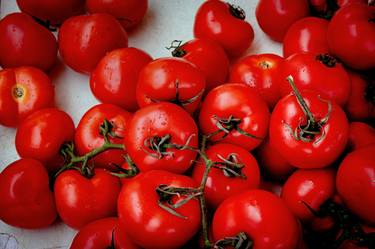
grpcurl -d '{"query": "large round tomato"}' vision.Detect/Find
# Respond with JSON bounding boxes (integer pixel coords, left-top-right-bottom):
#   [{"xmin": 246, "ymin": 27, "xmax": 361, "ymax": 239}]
[
  {"xmin": 118, "ymin": 170, "xmax": 201, "ymax": 249},
  {"xmin": 347, "ymin": 122, "xmax": 375, "ymax": 151},
  {"xmin": 0, "ymin": 67, "xmax": 54, "ymax": 127}
]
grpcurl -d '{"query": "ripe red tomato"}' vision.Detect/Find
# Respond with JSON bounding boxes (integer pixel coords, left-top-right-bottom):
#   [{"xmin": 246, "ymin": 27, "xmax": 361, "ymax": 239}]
[
  {"xmin": 0, "ymin": 13, "xmax": 57, "ymax": 71},
  {"xmin": 124, "ymin": 102, "xmax": 198, "ymax": 174},
  {"xmin": 90, "ymin": 48, "xmax": 152, "ymax": 112},
  {"xmin": 118, "ymin": 170, "xmax": 201, "ymax": 249},
  {"xmin": 192, "ymin": 143, "xmax": 260, "ymax": 208},
  {"xmin": 229, "ymin": 53, "xmax": 284, "ymax": 108},
  {"xmin": 336, "ymin": 145, "xmax": 375, "ymax": 225},
  {"xmin": 58, "ymin": 13, "xmax": 128, "ymax": 74},
  {"xmin": 327, "ymin": 3, "xmax": 375, "ymax": 70},
  {"xmin": 136, "ymin": 58, "xmax": 206, "ymax": 114},
  {"xmin": 86, "ymin": 0, "xmax": 148, "ymax": 30},
  {"xmin": 212, "ymin": 189, "xmax": 300, "ymax": 249},
  {"xmin": 15, "ymin": 108, "xmax": 75, "ymax": 172},
  {"xmin": 0, "ymin": 67, "xmax": 54, "ymax": 127},
  {"xmin": 194, "ymin": 0, "xmax": 254, "ymax": 57},
  {"xmin": 347, "ymin": 122, "xmax": 375, "ymax": 151},
  {"xmin": 199, "ymin": 83, "xmax": 270, "ymax": 151},
  {"xmin": 54, "ymin": 169, "xmax": 121, "ymax": 229},
  {"xmin": 0, "ymin": 158, "xmax": 57, "ymax": 229},
  {"xmin": 337, "ymin": 0, "xmax": 367, "ymax": 7},
  {"xmin": 283, "ymin": 17, "xmax": 330, "ymax": 58},
  {"xmin": 169, "ymin": 38, "xmax": 229, "ymax": 92},
  {"xmin": 280, "ymin": 52, "xmax": 351, "ymax": 107},
  {"xmin": 114, "ymin": 221, "xmax": 141, "ymax": 249},
  {"xmin": 16, "ymin": 0, "xmax": 85, "ymax": 25},
  {"xmin": 256, "ymin": 0, "xmax": 310, "ymax": 42}
]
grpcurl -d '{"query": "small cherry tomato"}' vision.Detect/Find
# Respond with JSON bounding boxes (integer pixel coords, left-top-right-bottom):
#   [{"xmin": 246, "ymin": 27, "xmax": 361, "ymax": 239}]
[{"xmin": 347, "ymin": 122, "xmax": 375, "ymax": 151}]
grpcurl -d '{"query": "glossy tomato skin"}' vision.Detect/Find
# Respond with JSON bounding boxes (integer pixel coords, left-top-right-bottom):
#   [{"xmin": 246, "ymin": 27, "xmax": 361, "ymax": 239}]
[
  {"xmin": 283, "ymin": 17, "xmax": 330, "ymax": 58},
  {"xmin": 192, "ymin": 143, "xmax": 260, "ymax": 208},
  {"xmin": 0, "ymin": 13, "xmax": 57, "ymax": 72},
  {"xmin": 136, "ymin": 57, "xmax": 206, "ymax": 114},
  {"xmin": 270, "ymin": 91, "xmax": 349, "ymax": 169},
  {"xmin": 86, "ymin": 0, "xmax": 148, "ymax": 30},
  {"xmin": 15, "ymin": 108, "xmax": 75, "ymax": 172},
  {"xmin": 327, "ymin": 3, "xmax": 375, "ymax": 70},
  {"xmin": 0, "ymin": 159, "xmax": 57, "ymax": 229},
  {"xmin": 114, "ymin": 221, "xmax": 140, "ymax": 249},
  {"xmin": 336, "ymin": 145, "xmax": 375, "ymax": 225},
  {"xmin": 16, "ymin": 0, "xmax": 85, "ymax": 25},
  {"xmin": 194, "ymin": 0, "xmax": 254, "ymax": 57},
  {"xmin": 75, "ymin": 104, "xmax": 131, "ymax": 169},
  {"xmin": 173, "ymin": 38, "xmax": 229, "ymax": 92},
  {"xmin": 118, "ymin": 170, "xmax": 201, "ymax": 249},
  {"xmin": 212, "ymin": 189, "xmax": 300, "ymax": 249},
  {"xmin": 0, "ymin": 67, "xmax": 54, "ymax": 127},
  {"xmin": 124, "ymin": 102, "xmax": 198, "ymax": 174},
  {"xmin": 199, "ymin": 83, "xmax": 270, "ymax": 151},
  {"xmin": 280, "ymin": 52, "xmax": 351, "ymax": 107},
  {"xmin": 54, "ymin": 169, "xmax": 121, "ymax": 229},
  {"xmin": 256, "ymin": 0, "xmax": 310, "ymax": 42},
  {"xmin": 90, "ymin": 48, "xmax": 152, "ymax": 112},
  {"xmin": 229, "ymin": 53, "xmax": 284, "ymax": 108},
  {"xmin": 347, "ymin": 122, "xmax": 375, "ymax": 151},
  {"xmin": 58, "ymin": 13, "xmax": 128, "ymax": 74}
]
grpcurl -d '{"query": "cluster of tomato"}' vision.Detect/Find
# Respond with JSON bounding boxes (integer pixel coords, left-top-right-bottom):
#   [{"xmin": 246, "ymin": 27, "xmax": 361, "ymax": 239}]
[{"xmin": 0, "ymin": 0, "xmax": 374, "ymax": 249}]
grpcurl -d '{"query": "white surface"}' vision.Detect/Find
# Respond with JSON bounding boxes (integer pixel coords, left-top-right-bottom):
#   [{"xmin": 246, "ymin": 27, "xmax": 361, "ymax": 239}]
[{"xmin": 0, "ymin": 1, "xmax": 282, "ymax": 248}]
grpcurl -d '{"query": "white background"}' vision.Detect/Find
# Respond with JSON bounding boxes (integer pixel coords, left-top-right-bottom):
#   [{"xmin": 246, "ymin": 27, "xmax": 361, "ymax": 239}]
[{"xmin": 0, "ymin": 0, "xmax": 281, "ymax": 248}]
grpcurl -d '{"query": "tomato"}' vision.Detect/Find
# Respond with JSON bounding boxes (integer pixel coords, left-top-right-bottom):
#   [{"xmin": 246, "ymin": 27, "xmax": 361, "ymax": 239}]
[
  {"xmin": 212, "ymin": 189, "xmax": 300, "ymax": 249},
  {"xmin": 16, "ymin": 0, "xmax": 85, "ymax": 25},
  {"xmin": 0, "ymin": 158, "xmax": 57, "ymax": 229},
  {"xmin": 136, "ymin": 57, "xmax": 206, "ymax": 114},
  {"xmin": 114, "ymin": 221, "xmax": 140, "ymax": 249},
  {"xmin": 15, "ymin": 108, "xmax": 75, "ymax": 172},
  {"xmin": 283, "ymin": 17, "xmax": 330, "ymax": 58},
  {"xmin": 0, "ymin": 13, "xmax": 57, "ymax": 72},
  {"xmin": 336, "ymin": 145, "xmax": 375, "ymax": 225},
  {"xmin": 54, "ymin": 169, "xmax": 121, "ymax": 229},
  {"xmin": 0, "ymin": 67, "xmax": 54, "ymax": 127},
  {"xmin": 86, "ymin": 0, "xmax": 148, "ymax": 30},
  {"xmin": 256, "ymin": 0, "xmax": 310, "ymax": 42},
  {"xmin": 280, "ymin": 52, "xmax": 351, "ymax": 107},
  {"xmin": 199, "ymin": 83, "xmax": 270, "ymax": 151},
  {"xmin": 75, "ymin": 104, "xmax": 131, "ymax": 170},
  {"xmin": 229, "ymin": 53, "xmax": 284, "ymax": 109},
  {"xmin": 118, "ymin": 170, "xmax": 201, "ymax": 249},
  {"xmin": 169, "ymin": 38, "xmax": 229, "ymax": 92},
  {"xmin": 58, "ymin": 13, "xmax": 128, "ymax": 74},
  {"xmin": 194, "ymin": 0, "xmax": 254, "ymax": 57},
  {"xmin": 347, "ymin": 122, "xmax": 375, "ymax": 151},
  {"xmin": 192, "ymin": 143, "xmax": 260, "ymax": 208},
  {"xmin": 90, "ymin": 48, "xmax": 152, "ymax": 112},
  {"xmin": 327, "ymin": 3, "xmax": 375, "ymax": 70},
  {"xmin": 337, "ymin": 0, "xmax": 368, "ymax": 7},
  {"xmin": 124, "ymin": 102, "xmax": 198, "ymax": 174}
]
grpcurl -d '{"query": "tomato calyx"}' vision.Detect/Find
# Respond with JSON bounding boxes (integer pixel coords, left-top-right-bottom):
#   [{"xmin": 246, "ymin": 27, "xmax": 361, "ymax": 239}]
[
  {"xmin": 214, "ymin": 232, "xmax": 253, "ymax": 249},
  {"xmin": 166, "ymin": 40, "xmax": 187, "ymax": 58},
  {"xmin": 110, "ymin": 155, "xmax": 139, "ymax": 179},
  {"xmin": 213, "ymin": 115, "xmax": 263, "ymax": 140},
  {"xmin": 213, "ymin": 153, "xmax": 247, "ymax": 179},
  {"xmin": 31, "ymin": 16, "xmax": 58, "ymax": 32},
  {"xmin": 227, "ymin": 3, "xmax": 246, "ymax": 20},
  {"xmin": 316, "ymin": 54, "xmax": 337, "ymax": 68}
]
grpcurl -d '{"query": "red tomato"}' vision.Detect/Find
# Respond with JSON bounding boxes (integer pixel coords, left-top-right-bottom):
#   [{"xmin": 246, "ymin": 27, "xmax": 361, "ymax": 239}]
[
  {"xmin": 327, "ymin": 3, "xmax": 375, "ymax": 70},
  {"xmin": 58, "ymin": 13, "xmax": 128, "ymax": 74},
  {"xmin": 212, "ymin": 189, "xmax": 300, "ymax": 249},
  {"xmin": 283, "ymin": 17, "xmax": 330, "ymax": 58},
  {"xmin": 280, "ymin": 52, "xmax": 351, "ymax": 107},
  {"xmin": 114, "ymin": 221, "xmax": 140, "ymax": 249},
  {"xmin": 0, "ymin": 13, "xmax": 57, "ymax": 71},
  {"xmin": 337, "ymin": 0, "xmax": 368, "ymax": 7},
  {"xmin": 256, "ymin": 0, "xmax": 310, "ymax": 42},
  {"xmin": 0, "ymin": 67, "xmax": 54, "ymax": 127},
  {"xmin": 54, "ymin": 169, "xmax": 121, "ymax": 229},
  {"xmin": 86, "ymin": 0, "xmax": 148, "ymax": 30},
  {"xmin": 124, "ymin": 102, "xmax": 198, "ymax": 174},
  {"xmin": 118, "ymin": 170, "xmax": 201, "ymax": 249},
  {"xmin": 192, "ymin": 143, "xmax": 260, "ymax": 208},
  {"xmin": 15, "ymin": 108, "xmax": 75, "ymax": 172},
  {"xmin": 0, "ymin": 158, "xmax": 57, "ymax": 229},
  {"xmin": 16, "ymin": 0, "xmax": 85, "ymax": 25},
  {"xmin": 348, "ymin": 122, "xmax": 375, "ymax": 151},
  {"xmin": 75, "ymin": 104, "xmax": 131, "ymax": 170},
  {"xmin": 336, "ymin": 145, "xmax": 375, "ymax": 225},
  {"xmin": 194, "ymin": 0, "xmax": 254, "ymax": 57},
  {"xmin": 90, "ymin": 48, "xmax": 152, "ymax": 112},
  {"xmin": 170, "ymin": 38, "xmax": 229, "ymax": 92},
  {"xmin": 229, "ymin": 53, "xmax": 284, "ymax": 108},
  {"xmin": 199, "ymin": 83, "xmax": 270, "ymax": 151}
]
